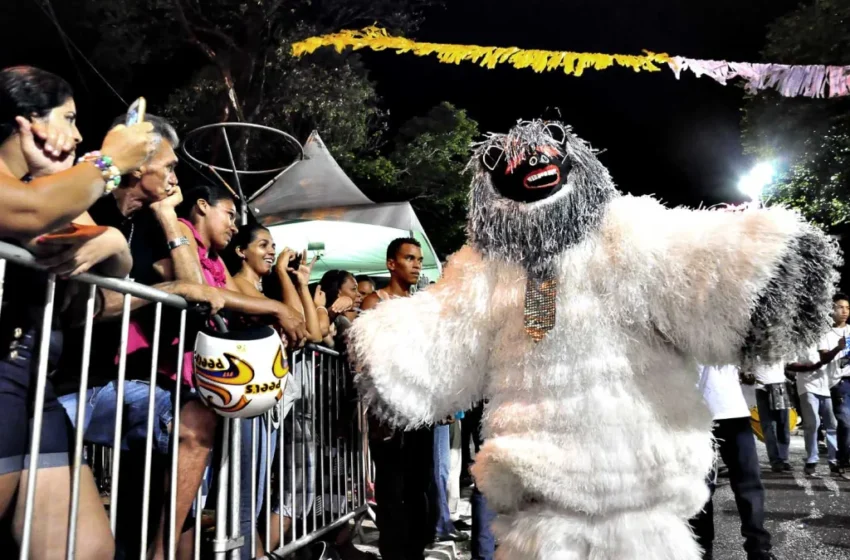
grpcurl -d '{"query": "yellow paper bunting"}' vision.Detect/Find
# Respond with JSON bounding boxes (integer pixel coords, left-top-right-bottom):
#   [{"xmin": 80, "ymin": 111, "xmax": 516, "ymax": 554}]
[{"xmin": 292, "ymin": 26, "xmax": 670, "ymax": 76}]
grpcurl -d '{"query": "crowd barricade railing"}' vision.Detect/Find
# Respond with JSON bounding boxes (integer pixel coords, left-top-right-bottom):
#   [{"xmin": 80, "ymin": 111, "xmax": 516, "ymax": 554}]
[
  {"xmin": 261, "ymin": 344, "xmax": 370, "ymax": 560},
  {"xmin": 0, "ymin": 240, "xmax": 371, "ymax": 560}
]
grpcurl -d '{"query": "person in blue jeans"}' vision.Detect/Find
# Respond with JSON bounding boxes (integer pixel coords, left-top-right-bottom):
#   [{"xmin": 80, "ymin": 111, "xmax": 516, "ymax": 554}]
[
  {"xmin": 433, "ymin": 416, "xmax": 468, "ymax": 542},
  {"xmin": 467, "ymin": 401, "xmax": 496, "ymax": 559},
  {"xmin": 471, "ymin": 486, "xmax": 496, "ymax": 560},
  {"xmin": 753, "ymin": 362, "xmax": 792, "ymax": 472},
  {"xmin": 818, "ymin": 293, "xmax": 850, "ymax": 479}
]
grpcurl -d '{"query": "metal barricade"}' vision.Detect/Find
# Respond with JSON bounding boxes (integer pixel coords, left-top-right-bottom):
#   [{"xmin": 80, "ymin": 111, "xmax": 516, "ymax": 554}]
[
  {"xmin": 0, "ymin": 240, "xmax": 370, "ymax": 560},
  {"xmin": 263, "ymin": 345, "xmax": 370, "ymax": 559}
]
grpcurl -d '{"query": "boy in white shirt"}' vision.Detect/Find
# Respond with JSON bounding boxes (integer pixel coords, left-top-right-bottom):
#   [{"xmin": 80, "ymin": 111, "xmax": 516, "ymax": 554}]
[
  {"xmin": 817, "ymin": 293, "xmax": 850, "ymax": 480},
  {"xmin": 753, "ymin": 360, "xmax": 792, "ymax": 472},
  {"xmin": 787, "ymin": 346, "xmax": 838, "ymax": 477}
]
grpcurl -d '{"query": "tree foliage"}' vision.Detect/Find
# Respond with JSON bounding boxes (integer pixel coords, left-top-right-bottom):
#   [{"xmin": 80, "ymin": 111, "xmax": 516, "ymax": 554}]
[
  {"xmin": 58, "ymin": 0, "xmax": 479, "ymax": 254},
  {"xmin": 742, "ymin": 0, "xmax": 850, "ymax": 228},
  {"xmin": 62, "ymin": 0, "xmax": 441, "ymax": 170},
  {"xmin": 353, "ymin": 102, "xmax": 481, "ymax": 256}
]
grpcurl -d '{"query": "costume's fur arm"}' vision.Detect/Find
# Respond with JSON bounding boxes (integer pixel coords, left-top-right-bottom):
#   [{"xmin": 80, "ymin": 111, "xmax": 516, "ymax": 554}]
[
  {"xmin": 349, "ymin": 246, "xmax": 494, "ymax": 428},
  {"xmin": 605, "ymin": 196, "xmax": 839, "ymax": 365}
]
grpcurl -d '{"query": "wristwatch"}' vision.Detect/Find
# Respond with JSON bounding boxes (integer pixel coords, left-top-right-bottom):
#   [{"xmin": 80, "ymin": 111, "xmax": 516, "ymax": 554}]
[{"xmin": 167, "ymin": 236, "xmax": 190, "ymax": 251}]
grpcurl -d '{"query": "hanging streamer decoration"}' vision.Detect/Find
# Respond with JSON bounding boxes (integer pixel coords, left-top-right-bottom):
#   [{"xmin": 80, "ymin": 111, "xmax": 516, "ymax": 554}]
[{"xmin": 292, "ymin": 26, "xmax": 850, "ymax": 98}]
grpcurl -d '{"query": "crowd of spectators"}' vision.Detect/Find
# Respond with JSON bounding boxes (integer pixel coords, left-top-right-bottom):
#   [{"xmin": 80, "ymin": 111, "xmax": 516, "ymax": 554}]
[
  {"xmin": 0, "ymin": 64, "xmax": 494, "ymax": 560},
  {"xmin": 0, "ymin": 64, "xmax": 362, "ymax": 558}
]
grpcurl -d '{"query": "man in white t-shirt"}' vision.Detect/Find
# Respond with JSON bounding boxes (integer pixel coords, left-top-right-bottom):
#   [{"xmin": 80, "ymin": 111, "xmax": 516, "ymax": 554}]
[
  {"xmin": 788, "ymin": 346, "xmax": 838, "ymax": 477},
  {"xmin": 752, "ymin": 361, "xmax": 792, "ymax": 472},
  {"xmin": 690, "ymin": 365, "xmax": 775, "ymax": 560},
  {"xmin": 817, "ymin": 293, "xmax": 850, "ymax": 480}
]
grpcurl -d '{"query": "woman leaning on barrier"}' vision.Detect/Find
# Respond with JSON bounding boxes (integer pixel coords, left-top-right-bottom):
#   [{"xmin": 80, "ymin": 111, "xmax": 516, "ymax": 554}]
[
  {"xmin": 227, "ymin": 223, "xmax": 326, "ymax": 557},
  {"xmin": 0, "ymin": 66, "xmax": 154, "ymax": 559},
  {"xmin": 229, "ymin": 224, "xmax": 325, "ymax": 343}
]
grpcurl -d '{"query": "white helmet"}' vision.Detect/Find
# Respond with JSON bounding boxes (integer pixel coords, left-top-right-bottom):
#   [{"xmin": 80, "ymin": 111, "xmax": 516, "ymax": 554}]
[{"xmin": 193, "ymin": 325, "xmax": 289, "ymax": 418}]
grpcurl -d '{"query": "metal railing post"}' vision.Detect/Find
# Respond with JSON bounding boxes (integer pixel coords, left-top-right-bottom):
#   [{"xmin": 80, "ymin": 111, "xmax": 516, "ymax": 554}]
[
  {"xmin": 140, "ymin": 302, "xmax": 163, "ymax": 558},
  {"xmin": 228, "ymin": 416, "xmax": 242, "ymax": 560},
  {"xmin": 67, "ymin": 284, "xmax": 98, "ymax": 559},
  {"xmin": 214, "ymin": 419, "xmax": 231, "ymax": 560},
  {"xmin": 110, "ymin": 293, "xmax": 132, "ymax": 535},
  {"xmin": 19, "ymin": 274, "xmax": 57, "ymax": 560},
  {"xmin": 168, "ymin": 310, "xmax": 187, "ymax": 560}
]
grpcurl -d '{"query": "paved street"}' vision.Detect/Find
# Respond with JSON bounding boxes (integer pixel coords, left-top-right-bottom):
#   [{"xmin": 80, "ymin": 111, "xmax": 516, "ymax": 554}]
[
  {"xmin": 355, "ymin": 434, "xmax": 850, "ymax": 560},
  {"xmin": 712, "ymin": 435, "xmax": 850, "ymax": 559}
]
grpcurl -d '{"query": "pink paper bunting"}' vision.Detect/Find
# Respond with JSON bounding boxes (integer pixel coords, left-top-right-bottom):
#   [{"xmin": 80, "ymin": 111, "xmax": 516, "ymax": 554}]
[{"xmin": 668, "ymin": 57, "xmax": 850, "ymax": 98}]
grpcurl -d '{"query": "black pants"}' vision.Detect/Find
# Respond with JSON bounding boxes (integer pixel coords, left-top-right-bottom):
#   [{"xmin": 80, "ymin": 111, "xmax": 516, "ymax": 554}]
[
  {"xmin": 690, "ymin": 416, "xmax": 772, "ymax": 559},
  {"xmin": 370, "ymin": 426, "xmax": 436, "ymax": 560},
  {"xmin": 461, "ymin": 402, "xmax": 484, "ymax": 474}
]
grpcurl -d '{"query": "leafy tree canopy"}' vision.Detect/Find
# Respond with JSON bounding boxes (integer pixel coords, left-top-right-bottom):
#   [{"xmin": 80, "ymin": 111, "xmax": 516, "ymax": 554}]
[
  {"xmin": 58, "ymin": 0, "xmax": 478, "ymax": 255},
  {"xmin": 742, "ymin": 0, "xmax": 850, "ymax": 228}
]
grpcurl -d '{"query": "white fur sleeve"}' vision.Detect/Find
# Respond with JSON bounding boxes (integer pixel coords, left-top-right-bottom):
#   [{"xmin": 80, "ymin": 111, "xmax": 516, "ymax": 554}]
[
  {"xmin": 348, "ymin": 246, "xmax": 494, "ymax": 428},
  {"xmin": 606, "ymin": 196, "xmax": 839, "ymax": 366}
]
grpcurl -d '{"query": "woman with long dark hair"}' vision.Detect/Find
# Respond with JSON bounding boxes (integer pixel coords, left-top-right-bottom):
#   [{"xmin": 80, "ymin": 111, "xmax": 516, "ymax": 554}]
[
  {"xmin": 230, "ymin": 223, "xmax": 324, "ymax": 342},
  {"xmin": 0, "ymin": 65, "xmax": 152, "ymax": 239},
  {"xmin": 226, "ymin": 223, "xmax": 327, "ymax": 556},
  {"xmin": 319, "ymin": 269, "xmax": 360, "ymax": 348},
  {"xmin": 0, "ymin": 65, "xmax": 153, "ymax": 559}
]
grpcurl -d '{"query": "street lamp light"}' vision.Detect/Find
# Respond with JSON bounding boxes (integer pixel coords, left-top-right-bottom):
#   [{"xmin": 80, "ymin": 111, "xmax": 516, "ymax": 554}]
[{"xmin": 738, "ymin": 161, "xmax": 775, "ymax": 204}]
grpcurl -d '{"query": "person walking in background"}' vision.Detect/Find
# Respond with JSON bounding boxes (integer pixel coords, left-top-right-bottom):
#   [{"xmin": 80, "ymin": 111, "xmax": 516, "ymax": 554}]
[
  {"xmin": 791, "ymin": 343, "xmax": 839, "ymax": 477},
  {"xmin": 471, "ymin": 484, "xmax": 496, "ymax": 560},
  {"xmin": 461, "ymin": 402, "xmax": 485, "ymax": 488},
  {"xmin": 467, "ymin": 401, "xmax": 496, "ymax": 560},
  {"xmin": 691, "ymin": 364, "xmax": 776, "ymax": 560},
  {"xmin": 820, "ymin": 293, "xmax": 850, "ymax": 480},
  {"xmin": 433, "ymin": 413, "xmax": 468, "ymax": 543},
  {"xmin": 753, "ymin": 360, "xmax": 793, "ymax": 473},
  {"xmin": 447, "ymin": 410, "xmax": 465, "ymax": 528}
]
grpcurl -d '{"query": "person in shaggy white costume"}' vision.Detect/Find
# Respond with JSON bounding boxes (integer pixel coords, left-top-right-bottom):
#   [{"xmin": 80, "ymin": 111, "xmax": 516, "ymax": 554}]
[{"xmin": 349, "ymin": 120, "xmax": 840, "ymax": 560}]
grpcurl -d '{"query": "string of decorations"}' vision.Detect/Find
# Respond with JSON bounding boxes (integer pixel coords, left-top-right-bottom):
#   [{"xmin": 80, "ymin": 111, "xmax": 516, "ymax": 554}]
[{"xmin": 291, "ymin": 26, "xmax": 850, "ymax": 98}]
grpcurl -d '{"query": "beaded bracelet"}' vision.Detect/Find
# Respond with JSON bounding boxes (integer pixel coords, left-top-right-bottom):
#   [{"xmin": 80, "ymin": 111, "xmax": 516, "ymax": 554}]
[{"xmin": 77, "ymin": 151, "xmax": 122, "ymax": 195}]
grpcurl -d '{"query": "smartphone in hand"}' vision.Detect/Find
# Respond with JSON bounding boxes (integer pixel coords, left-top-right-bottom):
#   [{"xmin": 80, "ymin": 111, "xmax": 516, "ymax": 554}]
[{"xmin": 125, "ymin": 97, "xmax": 147, "ymax": 126}]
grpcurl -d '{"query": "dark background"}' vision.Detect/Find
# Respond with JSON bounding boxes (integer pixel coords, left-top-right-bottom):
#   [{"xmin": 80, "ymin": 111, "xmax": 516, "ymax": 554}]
[
  {"xmin": 362, "ymin": 0, "xmax": 801, "ymax": 207},
  {"xmin": 1, "ymin": 0, "xmax": 802, "ymax": 207}
]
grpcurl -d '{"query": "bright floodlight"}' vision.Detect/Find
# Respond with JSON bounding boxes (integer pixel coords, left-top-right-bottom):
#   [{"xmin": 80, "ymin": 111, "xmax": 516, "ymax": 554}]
[{"xmin": 738, "ymin": 162, "xmax": 775, "ymax": 202}]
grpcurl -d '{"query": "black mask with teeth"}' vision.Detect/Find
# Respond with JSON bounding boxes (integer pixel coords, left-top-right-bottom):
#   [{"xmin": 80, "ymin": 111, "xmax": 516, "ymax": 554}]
[
  {"xmin": 467, "ymin": 120, "xmax": 619, "ymax": 274},
  {"xmin": 489, "ymin": 146, "xmax": 572, "ymax": 203}
]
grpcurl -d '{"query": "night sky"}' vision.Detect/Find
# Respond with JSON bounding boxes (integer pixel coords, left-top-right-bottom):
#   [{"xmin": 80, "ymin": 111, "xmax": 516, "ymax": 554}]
[
  {"xmin": 1, "ymin": 0, "xmax": 804, "ymax": 208},
  {"xmin": 365, "ymin": 0, "xmax": 802, "ymax": 208}
]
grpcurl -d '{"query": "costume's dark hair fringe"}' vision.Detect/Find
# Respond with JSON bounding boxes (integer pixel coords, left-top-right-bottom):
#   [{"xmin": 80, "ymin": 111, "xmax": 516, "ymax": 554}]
[{"xmin": 741, "ymin": 224, "xmax": 842, "ymax": 367}]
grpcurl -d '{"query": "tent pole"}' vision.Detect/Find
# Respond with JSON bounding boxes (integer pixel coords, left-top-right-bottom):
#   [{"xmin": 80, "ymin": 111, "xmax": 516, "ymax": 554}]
[{"xmin": 220, "ymin": 128, "xmax": 249, "ymax": 226}]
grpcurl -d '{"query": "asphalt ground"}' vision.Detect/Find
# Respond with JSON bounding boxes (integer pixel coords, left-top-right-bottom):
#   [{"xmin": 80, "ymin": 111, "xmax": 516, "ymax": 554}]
[{"xmin": 711, "ymin": 435, "xmax": 850, "ymax": 560}]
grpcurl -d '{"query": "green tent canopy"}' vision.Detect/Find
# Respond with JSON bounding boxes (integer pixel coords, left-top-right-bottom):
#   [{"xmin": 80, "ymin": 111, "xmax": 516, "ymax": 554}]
[{"xmin": 249, "ymin": 131, "xmax": 442, "ymax": 283}]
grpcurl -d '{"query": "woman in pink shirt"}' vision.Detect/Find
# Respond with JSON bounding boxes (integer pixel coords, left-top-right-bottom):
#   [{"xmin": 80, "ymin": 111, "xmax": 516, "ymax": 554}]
[{"xmin": 126, "ymin": 183, "xmax": 308, "ymax": 386}]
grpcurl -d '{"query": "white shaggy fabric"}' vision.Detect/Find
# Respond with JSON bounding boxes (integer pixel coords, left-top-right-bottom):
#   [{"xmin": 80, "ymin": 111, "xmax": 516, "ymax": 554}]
[{"xmin": 350, "ymin": 194, "xmax": 833, "ymax": 559}]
